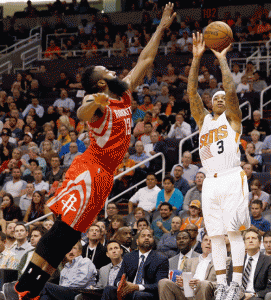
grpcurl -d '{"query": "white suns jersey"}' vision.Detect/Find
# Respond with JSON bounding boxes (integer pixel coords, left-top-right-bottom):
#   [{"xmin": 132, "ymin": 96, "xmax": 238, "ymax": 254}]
[{"xmin": 199, "ymin": 112, "xmax": 241, "ymax": 174}]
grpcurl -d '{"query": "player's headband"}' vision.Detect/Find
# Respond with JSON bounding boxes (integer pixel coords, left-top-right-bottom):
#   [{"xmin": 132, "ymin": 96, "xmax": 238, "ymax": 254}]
[{"xmin": 212, "ymin": 91, "xmax": 226, "ymax": 105}]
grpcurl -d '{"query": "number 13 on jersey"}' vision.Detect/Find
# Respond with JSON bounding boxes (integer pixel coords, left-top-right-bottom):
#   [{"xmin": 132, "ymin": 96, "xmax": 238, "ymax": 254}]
[{"xmin": 124, "ymin": 118, "xmax": 132, "ymax": 135}]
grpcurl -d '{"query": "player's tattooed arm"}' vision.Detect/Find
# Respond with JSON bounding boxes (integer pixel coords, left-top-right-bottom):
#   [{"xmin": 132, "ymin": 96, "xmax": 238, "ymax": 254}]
[
  {"xmin": 211, "ymin": 46, "xmax": 242, "ymax": 125},
  {"xmin": 77, "ymin": 93, "xmax": 108, "ymax": 122},
  {"xmin": 188, "ymin": 33, "xmax": 209, "ymax": 131},
  {"xmin": 123, "ymin": 3, "xmax": 176, "ymax": 92}
]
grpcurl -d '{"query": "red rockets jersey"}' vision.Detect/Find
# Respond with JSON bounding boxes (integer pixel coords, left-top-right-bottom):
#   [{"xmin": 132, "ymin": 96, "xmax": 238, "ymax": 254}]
[{"xmin": 86, "ymin": 89, "xmax": 132, "ymax": 173}]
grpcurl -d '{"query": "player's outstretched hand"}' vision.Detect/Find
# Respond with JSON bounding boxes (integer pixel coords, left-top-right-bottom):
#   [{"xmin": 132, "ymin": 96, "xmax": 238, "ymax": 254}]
[
  {"xmin": 192, "ymin": 32, "xmax": 205, "ymax": 58},
  {"xmin": 158, "ymin": 2, "xmax": 176, "ymax": 31},
  {"xmin": 211, "ymin": 43, "xmax": 232, "ymax": 60},
  {"xmin": 83, "ymin": 93, "xmax": 109, "ymax": 107}
]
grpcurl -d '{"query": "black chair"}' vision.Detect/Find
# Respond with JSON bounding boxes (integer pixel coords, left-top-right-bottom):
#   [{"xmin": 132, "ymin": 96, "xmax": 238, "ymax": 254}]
[
  {"xmin": 263, "ymin": 162, "xmax": 271, "ymax": 173},
  {"xmin": 262, "ymin": 153, "xmax": 271, "ymax": 163}
]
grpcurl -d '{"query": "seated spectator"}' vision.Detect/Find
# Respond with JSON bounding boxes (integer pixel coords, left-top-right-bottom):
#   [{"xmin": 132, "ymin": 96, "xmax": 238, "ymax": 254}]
[
  {"xmin": 96, "ymin": 221, "xmax": 107, "ymax": 247},
  {"xmin": 263, "ymin": 169, "xmax": 271, "ymax": 194},
  {"xmin": 23, "ymin": 191, "xmax": 53, "ymax": 225},
  {"xmin": 69, "ymin": 73, "xmax": 83, "ymax": 90},
  {"xmin": 245, "ymin": 110, "xmax": 270, "ymax": 137},
  {"xmin": 263, "ymin": 232, "xmax": 271, "ymax": 256},
  {"xmin": 95, "ymin": 240, "xmax": 123, "ymax": 291},
  {"xmin": 17, "ymin": 225, "xmax": 47, "ymax": 278},
  {"xmin": 156, "ymin": 175, "xmax": 183, "ymax": 212},
  {"xmin": 56, "ymin": 110, "xmax": 76, "ymax": 132},
  {"xmin": 252, "ymin": 71, "xmax": 267, "ymax": 92},
  {"xmin": 156, "ymin": 85, "xmax": 170, "ymax": 105},
  {"xmin": 128, "ymin": 173, "xmax": 161, "ymax": 214},
  {"xmin": 131, "ymin": 99, "xmax": 145, "ymax": 125},
  {"xmin": 159, "ymin": 233, "xmax": 231, "ymax": 300},
  {"xmin": 0, "ymin": 230, "xmax": 18, "ymax": 270},
  {"xmin": 22, "ymin": 158, "xmax": 39, "ymax": 183},
  {"xmin": 19, "ymin": 182, "xmax": 35, "ymax": 216},
  {"xmin": 63, "ymin": 142, "xmax": 82, "ymax": 167},
  {"xmin": 45, "ymin": 156, "xmax": 63, "ymax": 186},
  {"xmin": 40, "ymin": 141, "xmax": 56, "ymax": 166},
  {"xmin": 241, "ymin": 142, "xmax": 262, "ymax": 172},
  {"xmin": 177, "ymin": 31, "xmax": 192, "ymax": 52},
  {"xmin": 250, "ymin": 200, "xmax": 271, "ymax": 236},
  {"xmin": 133, "ymin": 111, "xmax": 155, "ymax": 138},
  {"xmin": 102, "ymin": 228, "xmax": 169, "ymax": 300},
  {"xmin": 163, "ymin": 94, "xmax": 182, "ymax": 117},
  {"xmin": 249, "ymin": 179, "xmax": 270, "ymax": 211},
  {"xmin": 21, "ymin": 146, "xmax": 47, "ymax": 177},
  {"xmin": 18, "ymin": 133, "xmax": 33, "ymax": 155},
  {"xmin": 59, "ymin": 130, "xmax": 86, "ymax": 159},
  {"xmin": 185, "ymin": 223, "xmax": 202, "ymax": 253},
  {"xmin": 180, "ymin": 200, "xmax": 204, "ymax": 230},
  {"xmin": 39, "ymin": 241, "xmax": 97, "ymax": 300},
  {"xmin": 4, "ymin": 109, "xmax": 24, "ymax": 130},
  {"xmin": 231, "ymin": 63, "xmax": 244, "ymax": 87},
  {"xmin": 114, "ymin": 227, "xmax": 132, "ymax": 254},
  {"xmin": 262, "ymin": 134, "xmax": 271, "ymax": 154},
  {"xmin": 251, "ymin": 129, "xmax": 264, "ymax": 154},
  {"xmin": 53, "ymin": 89, "xmax": 75, "ymax": 112},
  {"xmin": 82, "ymin": 224, "xmax": 111, "ymax": 270},
  {"xmin": 151, "ymin": 202, "xmax": 174, "ymax": 241},
  {"xmin": 171, "ymin": 164, "xmax": 190, "ymax": 197},
  {"xmin": 5, "ymin": 222, "xmax": 16, "ymax": 250},
  {"xmin": 137, "ymin": 122, "xmax": 153, "ymax": 146},
  {"xmin": 43, "ymin": 219, "xmax": 54, "ymax": 231},
  {"xmin": 243, "ymin": 163, "xmax": 255, "ymax": 191},
  {"xmin": 242, "ymin": 228, "xmax": 271, "ymax": 299},
  {"xmin": 0, "ymin": 167, "xmax": 27, "ymax": 199},
  {"xmin": 44, "ymin": 40, "xmax": 61, "ymax": 59},
  {"xmin": 0, "ymin": 193, "xmax": 23, "ymax": 223},
  {"xmin": 32, "ymin": 168, "xmax": 49, "ymax": 194},
  {"xmin": 0, "ymin": 148, "xmax": 22, "ymax": 175},
  {"xmin": 157, "ymin": 216, "xmax": 181, "ymax": 258},
  {"xmin": 14, "ymin": 223, "xmax": 34, "ymax": 262},
  {"xmin": 111, "ymin": 152, "xmax": 135, "ymax": 199},
  {"xmin": 180, "ymin": 151, "xmax": 200, "ymax": 186},
  {"xmin": 40, "ymin": 129, "xmax": 62, "ymax": 154},
  {"xmin": 162, "ymin": 64, "xmax": 178, "ymax": 86},
  {"xmin": 130, "ymin": 141, "xmax": 150, "ymax": 170},
  {"xmin": 22, "ymin": 98, "xmax": 44, "ymax": 119},
  {"xmin": 57, "ymin": 125, "xmax": 72, "ymax": 146},
  {"xmin": 179, "ymin": 21, "xmax": 191, "ymax": 38},
  {"xmin": 156, "ymin": 114, "xmax": 171, "ymax": 139},
  {"xmin": 103, "ymin": 203, "xmax": 119, "ymax": 230},
  {"xmin": 106, "ymin": 215, "xmax": 125, "ymax": 242},
  {"xmin": 182, "ymin": 172, "xmax": 205, "ymax": 211},
  {"xmin": 167, "ymin": 112, "xmax": 192, "ymax": 140},
  {"xmin": 150, "ymin": 73, "xmax": 168, "ymax": 97},
  {"xmin": 138, "ymin": 95, "xmax": 154, "ymax": 112},
  {"xmin": 127, "ymin": 207, "xmax": 147, "ymax": 232},
  {"xmin": 0, "ymin": 128, "xmax": 16, "ymax": 163}
]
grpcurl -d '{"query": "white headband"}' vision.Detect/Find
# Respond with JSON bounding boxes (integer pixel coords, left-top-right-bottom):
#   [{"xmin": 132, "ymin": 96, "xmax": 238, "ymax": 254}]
[{"xmin": 212, "ymin": 91, "xmax": 226, "ymax": 105}]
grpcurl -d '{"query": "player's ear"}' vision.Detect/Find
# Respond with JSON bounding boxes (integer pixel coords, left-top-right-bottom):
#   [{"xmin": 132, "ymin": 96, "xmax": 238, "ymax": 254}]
[{"xmin": 97, "ymin": 79, "xmax": 107, "ymax": 91}]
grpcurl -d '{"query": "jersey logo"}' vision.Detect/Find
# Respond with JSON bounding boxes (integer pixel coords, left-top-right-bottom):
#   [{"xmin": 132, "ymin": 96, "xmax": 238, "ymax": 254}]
[
  {"xmin": 200, "ymin": 125, "xmax": 228, "ymax": 149},
  {"xmin": 62, "ymin": 194, "xmax": 77, "ymax": 216}
]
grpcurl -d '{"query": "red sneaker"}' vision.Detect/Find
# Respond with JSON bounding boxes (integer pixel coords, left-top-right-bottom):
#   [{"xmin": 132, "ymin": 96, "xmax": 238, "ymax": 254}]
[{"xmin": 14, "ymin": 283, "xmax": 40, "ymax": 300}]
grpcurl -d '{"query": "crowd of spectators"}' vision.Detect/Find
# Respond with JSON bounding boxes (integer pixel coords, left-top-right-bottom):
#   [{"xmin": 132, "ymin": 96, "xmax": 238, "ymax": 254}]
[{"xmin": 0, "ymin": 2, "xmax": 271, "ymax": 300}]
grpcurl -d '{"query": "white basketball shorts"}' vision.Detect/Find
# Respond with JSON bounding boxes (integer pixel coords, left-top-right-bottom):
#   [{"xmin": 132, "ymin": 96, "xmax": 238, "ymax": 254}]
[{"xmin": 202, "ymin": 166, "xmax": 250, "ymax": 237}]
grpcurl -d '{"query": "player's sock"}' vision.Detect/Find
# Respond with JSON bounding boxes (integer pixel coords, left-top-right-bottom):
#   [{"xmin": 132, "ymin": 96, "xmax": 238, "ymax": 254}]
[
  {"xmin": 227, "ymin": 231, "xmax": 245, "ymax": 286},
  {"xmin": 16, "ymin": 219, "xmax": 82, "ymax": 297},
  {"xmin": 210, "ymin": 235, "xmax": 227, "ymax": 285}
]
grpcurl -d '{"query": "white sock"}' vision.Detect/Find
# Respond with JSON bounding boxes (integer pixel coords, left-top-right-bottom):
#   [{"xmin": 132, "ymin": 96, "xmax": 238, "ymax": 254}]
[
  {"xmin": 227, "ymin": 231, "xmax": 245, "ymax": 286},
  {"xmin": 210, "ymin": 235, "xmax": 227, "ymax": 285}
]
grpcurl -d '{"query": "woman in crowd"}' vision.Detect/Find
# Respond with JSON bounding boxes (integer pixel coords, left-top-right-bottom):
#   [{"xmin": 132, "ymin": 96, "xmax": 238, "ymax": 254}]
[
  {"xmin": 23, "ymin": 191, "xmax": 54, "ymax": 226},
  {"xmin": 156, "ymin": 175, "xmax": 184, "ymax": 212},
  {"xmin": 127, "ymin": 207, "xmax": 146, "ymax": 234},
  {"xmin": 251, "ymin": 129, "xmax": 264, "ymax": 154},
  {"xmin": 106, "ymin": 215, "xmax": 125, "ymax": 241},
  {"xmin": 156, "ymin": 114, "xmax": 170, "ymax": 139},
  {"xmin": 0, "ymin": 193, "xmax": 23, "ymax": 224},
  {"xmin": 180, "ymin": 199, "xmax": 204, "ymax": 230},
  {"xmin": 249, "ymin": 179, "xmax": 270, "ymax": 211},
  {"xmin": 40, "ymin": 140, "xmax": 56, "ymax": 165}
]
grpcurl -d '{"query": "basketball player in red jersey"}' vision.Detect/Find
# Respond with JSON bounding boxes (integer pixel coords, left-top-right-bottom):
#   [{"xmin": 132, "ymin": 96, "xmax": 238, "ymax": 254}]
[{"xmin": 10, "ymin": 3, "xmax": 176, "ymax": 300}]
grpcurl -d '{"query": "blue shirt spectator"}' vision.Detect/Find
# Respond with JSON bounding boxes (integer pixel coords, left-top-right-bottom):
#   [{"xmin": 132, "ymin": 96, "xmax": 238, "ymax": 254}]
[
  {"xmin": 262, "ymin": 135, "xmax": 271, "ymax": 153},
  {"xmin": 251, "ymin": 216, "xmax": 271, "ymax": 233},
  {"xmin": 156, "ymin": 188, "xmax": 183, "ymax": 212},
  {"xmin": 59, "ymin": 139, "xmax": 86, "ymax": 158},
  {"xmin": 130, "ymin": 141, "xmax": 150, "ymax": 168}
]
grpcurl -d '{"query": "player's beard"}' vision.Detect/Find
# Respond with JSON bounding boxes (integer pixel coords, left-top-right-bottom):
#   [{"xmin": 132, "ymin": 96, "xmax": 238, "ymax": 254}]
[{"xmin": 104, "ymin": 77, "xmax": 129, "ymax": 97}]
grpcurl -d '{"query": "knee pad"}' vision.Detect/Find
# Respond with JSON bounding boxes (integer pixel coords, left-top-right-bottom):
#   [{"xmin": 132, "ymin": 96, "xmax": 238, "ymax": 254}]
[{"xmin": 35, "ymin": 219, "xmax": 81, "ymax": 269}]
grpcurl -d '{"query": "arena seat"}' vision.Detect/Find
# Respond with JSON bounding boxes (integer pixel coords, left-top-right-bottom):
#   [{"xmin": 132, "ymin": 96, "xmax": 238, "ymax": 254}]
[
  {"xmin": 262, "ymin": 210, "xmax": 271, "ymax": 224},
  {"xmin": 263, "ymin": 162, "xmax": 271, "ymax": 173},
  {"xmin": 254, "ymin": 172, "xmax": 271, "ymax": 187},
  {"xmin": 262, "ymin": 153, "xmax": 271, "ymax": 163}
]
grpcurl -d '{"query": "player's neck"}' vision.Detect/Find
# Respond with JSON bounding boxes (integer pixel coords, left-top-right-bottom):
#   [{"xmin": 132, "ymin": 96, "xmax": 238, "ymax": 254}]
[{"xmin": 213, "ymin": 113, "xmax": 222, "ymax": 120}]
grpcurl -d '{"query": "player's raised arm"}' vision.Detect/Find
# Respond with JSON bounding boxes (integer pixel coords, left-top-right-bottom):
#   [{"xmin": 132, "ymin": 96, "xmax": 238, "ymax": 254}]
[
  {"xmin": 187, "ymin": 32, "xmax": 209, "ymax": 131},
  {"xmin": 77, "ymin": 93, "xmax": 109, "ymax": 122},
  {"xmin": 123, "ymin": 2, "xmax": 176, "ymax": 92},
  {"xmin": 211, "ymin": 46, "xmax": 242, "ymax": 127}
]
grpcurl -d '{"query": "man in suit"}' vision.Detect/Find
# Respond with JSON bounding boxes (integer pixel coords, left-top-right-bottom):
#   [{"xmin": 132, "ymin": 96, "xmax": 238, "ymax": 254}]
[
  {"xmin": 82, "ymin": 224, "xmax": 110, "ymax": 270},
  {"xmin": 101, "ymin": 228, "xmax": 169, "ymax": 300},
  {"xmin": 239, "ymin": 228, "xmax": 271, "ymax": 300},
  {"xmin": 168, "ymin": 230, "xmax": 200, "ymax": 271},
  {"xmin": 114, "ymin": 227, "xmax": 132, "ymax": 254},
  {"xmin": 159, "ymin": 233, "xmax": 232, "ymax": 300}
]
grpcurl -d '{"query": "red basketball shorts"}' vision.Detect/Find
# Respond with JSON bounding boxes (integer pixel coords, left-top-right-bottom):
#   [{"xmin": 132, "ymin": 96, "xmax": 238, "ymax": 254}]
[{"xmin": 46, "ymin": 153, "xmax": 114, "ymax": 232}]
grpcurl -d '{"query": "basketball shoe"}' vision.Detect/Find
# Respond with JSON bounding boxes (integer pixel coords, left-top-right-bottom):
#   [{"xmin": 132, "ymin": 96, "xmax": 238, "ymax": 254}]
[
  {"xmin": 225, "ymin": 281, "xmax": 244, "ymax": 300},
  {"xmin": 214, "ymin": 283, "xmax": 228, "ymax": 300},
  {"xmin": 11, "ymin": 283, "xmax": 40, "ymax": 300}
]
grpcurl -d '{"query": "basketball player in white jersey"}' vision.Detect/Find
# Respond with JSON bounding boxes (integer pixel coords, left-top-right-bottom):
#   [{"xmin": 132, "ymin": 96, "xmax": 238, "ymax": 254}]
[{"xmin": 187, "ymin": 33, "xmax": 250, "ymax": 300}]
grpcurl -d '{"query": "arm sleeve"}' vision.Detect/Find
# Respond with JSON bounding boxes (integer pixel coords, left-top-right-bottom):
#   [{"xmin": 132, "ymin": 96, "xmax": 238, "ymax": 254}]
[
  {"xmin": 167, "ymin": 125, "xmax": 175, "ymax": 138},
  {"xmin": 172, "ymin": 190, "xmax": 184, "ymax": 211},
  {"xmin": 129, "ymin": 190, "xmax": 140, "ymax": 204},
  {"xmin": 22, "ymin": 105, "xmax": 30, "ymax": 118},
  {"xmin": 183, "ymin": 188, "xmax": 192, "ymax": 211},
  {"xmin": 156, "ymin": 191, "xmax": 163, "ymax": 209}
]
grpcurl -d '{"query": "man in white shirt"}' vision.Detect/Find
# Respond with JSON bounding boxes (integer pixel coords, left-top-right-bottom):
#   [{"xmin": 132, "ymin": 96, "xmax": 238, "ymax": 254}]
[
  {"xmin": 231, "ymin": 64, "xmax": 244, "ymax": 87},
  {"xmin": 159, "ymin": 233, "xmax": 232, "ymax": 300},
  {"xmin": 128, "ymin": 173, "xmax": 161, "ymax": 214},
  {"xmin": 241, "ymin": 229, "xmax": 271, "ymax": 300},
  {"xmin": 14, "ymin": 223, "xmax": 34, "ymax": 262},
  {"xmin": 19, "ymin": 183, "xmax": 35, "ymax": 216},
  {"xmin": 53, "ymin": 89, "xmax": 75, "ymax": 112},
  {"xmin": 168, "ymin": 112, "xmax": 192, "ymax": 140},
  {"xmin": 22, "ymin": 97, "xmax": 44, "ymax": 118},
  {"xmin": 0, "ymin": 231, "xmax": 19, "ymax": 269},
  {"xmin": 180, "ymin": 151, "xmax": 199, "ymax": 186},
  {"xmin": 177, "ymin": 31, "xmax": 193, "ymax": 52},
  {"xmin": 63, "ymin": 143, "xmax": 82, "ymax": 167},
  {"xmin": 32, "ymin": 168, "xmax": 49, "ymax": 194}
]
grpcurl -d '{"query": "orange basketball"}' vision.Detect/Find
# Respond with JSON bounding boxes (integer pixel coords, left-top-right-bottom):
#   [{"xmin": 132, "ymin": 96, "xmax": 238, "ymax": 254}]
[{"xmin": 203, "ymin": 21, "xmax": 234, "ymax": 52}]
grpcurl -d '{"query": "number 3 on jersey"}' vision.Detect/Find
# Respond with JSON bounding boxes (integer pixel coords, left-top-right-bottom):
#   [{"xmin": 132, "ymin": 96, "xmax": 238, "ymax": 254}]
[
  {"xmin": 124, "ymin": 118, "xmax": 131, "ymax": 135},
  {"xmin": 217, "ymin": 140, "xmax": 224, "ymax": 154}
]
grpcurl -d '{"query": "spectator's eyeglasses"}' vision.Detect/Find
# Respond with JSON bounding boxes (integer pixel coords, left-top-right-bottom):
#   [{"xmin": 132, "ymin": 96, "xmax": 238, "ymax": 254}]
[{"xmin": 186, "ymin": 229, "xmax": 198, "ymax": 232}]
